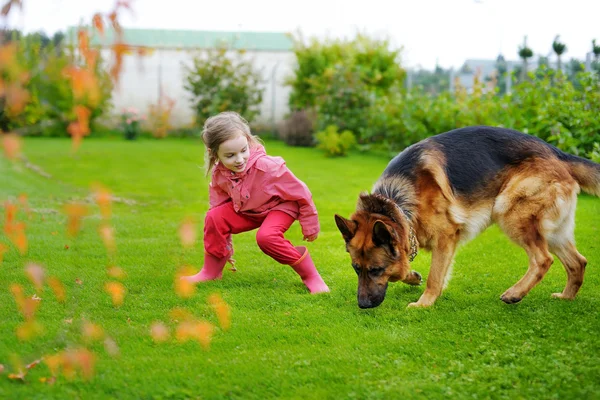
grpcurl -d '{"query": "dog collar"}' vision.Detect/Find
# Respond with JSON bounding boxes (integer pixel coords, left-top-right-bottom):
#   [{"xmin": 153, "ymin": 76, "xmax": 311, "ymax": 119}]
[{"xmin": 407, "ymin": 224, "xmax": 418, "ymax": 262}]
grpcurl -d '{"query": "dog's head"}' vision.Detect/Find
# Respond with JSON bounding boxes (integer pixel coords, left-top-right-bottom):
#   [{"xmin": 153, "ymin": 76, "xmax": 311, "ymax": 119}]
[{"xmin": 335, "ymin": 194, "xmax": 419, "ymax": 309}]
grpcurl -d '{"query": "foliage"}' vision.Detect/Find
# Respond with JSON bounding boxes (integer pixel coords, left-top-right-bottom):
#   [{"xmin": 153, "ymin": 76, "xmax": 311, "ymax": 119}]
[
  {"xmin": 315, "ymin": 124, "xmax": 356, "ymax": 157},
  {"xmin": 292, "ymin": 45, "xmax": 600, "ymax": 156},
  {"xmin": 120, "ymin": 107, "xmax": 144, "ymax": 140},
  {"xmin": 1, "ymin": 32, "xmax": 113, "ymax": 137},
  {"xmin": 146, "ymin": 96, "xmax": 175, "ymax": 139},
  {"xmin": 287, "ymin": 33, "xmax": 405, "ymax": 139},
  {"xmin": 184, "ymin": 47, "xmax": 263, "ymax": 126},
  {"xmin": 278, "ymin": 109, "xmax": 315, "ymax": 147},
  {"xmin": 314, "ymin": 64, "xmax": 372, "ymax": 136}
]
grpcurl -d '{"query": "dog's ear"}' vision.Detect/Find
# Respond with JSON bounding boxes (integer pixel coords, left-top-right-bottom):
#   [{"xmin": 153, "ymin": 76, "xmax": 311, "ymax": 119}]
[
  {"xmin": 335, "ymin": 214, "xmax": 357, "ymax": 242},
  {"xmin": 373, "ymin": 220, "xmax": 397, "ymax": 256}
]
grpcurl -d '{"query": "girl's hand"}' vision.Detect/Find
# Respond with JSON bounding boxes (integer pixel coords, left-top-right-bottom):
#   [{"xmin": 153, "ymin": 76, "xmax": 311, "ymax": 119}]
[{"xmin": 303, "ymin": 233, "xmax": 318, "ymax": 242}]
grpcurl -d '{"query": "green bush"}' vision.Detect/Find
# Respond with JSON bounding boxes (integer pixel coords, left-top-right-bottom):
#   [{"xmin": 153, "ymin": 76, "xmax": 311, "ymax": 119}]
[
  {"xmin": 278, "ymin": 109, "xmax": 315, "ymax": 147},
  {"xmin": 184, "ymin": 47, "xmax": 263, "ymax": 126},
  {"xmin": 315, "ymin": 125, "xmax": 356, "ymax": 157},
  {"xmin": 287, "ymin": 33, "xmax": 405, "ymax": 142},
  {"xmin": 314, "ymin": 64, "xmax": 372, "ymax": 137}
]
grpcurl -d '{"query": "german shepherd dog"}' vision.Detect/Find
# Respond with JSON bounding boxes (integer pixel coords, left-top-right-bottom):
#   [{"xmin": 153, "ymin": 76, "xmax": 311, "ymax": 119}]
[{"xmin": 335, "ymin": 126, "xmax": 600, "ymax": 308}]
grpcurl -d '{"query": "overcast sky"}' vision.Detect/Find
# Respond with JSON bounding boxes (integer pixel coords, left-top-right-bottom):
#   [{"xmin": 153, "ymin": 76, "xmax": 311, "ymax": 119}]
[{"xmin": 3, "ymin": 0, "xmax": 599, "ymax": 70}]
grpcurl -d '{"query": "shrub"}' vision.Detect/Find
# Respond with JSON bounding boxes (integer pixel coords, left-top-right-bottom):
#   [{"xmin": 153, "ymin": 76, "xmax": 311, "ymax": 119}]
[
  {"xmin": 277, "ymin": 110, "xmax": 315, "ymax": 147},
  {"xmin": 315, "ymin": 125, "xmax": 356, "ymax": 157},
  {"xmin": 287, "ymin": 34, "xmax": 405, "ymax": 141},
  {"xmin": 184, "ymin": 47, "xmax": 263, "ymax": 126},
  {"xmin": 120, "ymin": 107, "xmax": 145, "ymax": 140},
  {"xmin": 146, "ymin": 97, "xmax": 175, "ymax": 139}
]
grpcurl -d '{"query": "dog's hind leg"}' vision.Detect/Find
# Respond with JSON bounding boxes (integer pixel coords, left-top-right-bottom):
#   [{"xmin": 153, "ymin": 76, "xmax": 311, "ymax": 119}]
[
  {"xmin": 408, "ymin": 235, "xmax": 457, "ymax": 308},
  {"xmin": 500, "ymin": 236, "xmax": 554, "ymax": 304},
  {"xmin": 550, "ymin": 241, "xmax": 587, "ymax": 299},
  {"xmin": 495, "ymin": 171, "xmax": 578, "ymax": 304}
]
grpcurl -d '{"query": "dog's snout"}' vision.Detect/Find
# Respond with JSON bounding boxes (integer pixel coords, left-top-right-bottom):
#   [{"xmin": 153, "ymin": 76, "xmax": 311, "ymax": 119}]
[{"xmin": 358, "ymin": 298, "xmax": 374, "ymax": 309}]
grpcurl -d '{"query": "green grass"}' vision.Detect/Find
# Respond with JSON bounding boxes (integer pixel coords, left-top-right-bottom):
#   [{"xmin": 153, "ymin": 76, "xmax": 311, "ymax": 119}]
[{"xmin": 1, "ymin": 137, "xmax": 600, "ymax": 399}]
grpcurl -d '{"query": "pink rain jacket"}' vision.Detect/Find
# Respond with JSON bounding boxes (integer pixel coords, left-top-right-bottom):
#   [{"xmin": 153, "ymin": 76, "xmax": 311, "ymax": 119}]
[{"xmin": 209, "ymin": 145, "xmax": 320, "ymax": 237}]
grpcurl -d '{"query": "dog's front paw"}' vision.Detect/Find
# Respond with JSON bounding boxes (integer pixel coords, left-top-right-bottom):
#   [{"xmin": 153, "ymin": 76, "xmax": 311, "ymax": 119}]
[
  {"xmin": 411, "ymin": 271, "xmax": 423, "ymax": 286},
  {"xmin": 500, "ymin": 290, "xmax": 522, "ymax": 304}
]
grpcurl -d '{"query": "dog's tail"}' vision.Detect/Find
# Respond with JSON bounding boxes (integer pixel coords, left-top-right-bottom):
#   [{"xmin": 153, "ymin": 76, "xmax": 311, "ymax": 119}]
[{"xmin": 560, "ymin": 152, "xmax": 600, "ymax": 197}]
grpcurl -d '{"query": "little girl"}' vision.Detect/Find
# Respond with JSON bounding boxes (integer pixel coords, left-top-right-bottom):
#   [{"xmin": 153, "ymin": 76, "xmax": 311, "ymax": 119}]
[{"xmin": 182, "ymin": 111, "xmax": 329, "ymax": 294}]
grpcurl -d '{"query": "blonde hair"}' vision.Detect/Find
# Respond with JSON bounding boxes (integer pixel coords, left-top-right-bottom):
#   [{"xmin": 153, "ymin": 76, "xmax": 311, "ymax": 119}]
[{"xmin": 201, "ymin": 111, "xmax": 263, "ymax": 176}]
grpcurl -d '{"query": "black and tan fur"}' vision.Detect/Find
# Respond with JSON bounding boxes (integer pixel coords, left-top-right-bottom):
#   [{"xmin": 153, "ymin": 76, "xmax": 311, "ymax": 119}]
[{"xmin": 335, "ymin": 126, "xmax": 600, "ymax": 308}]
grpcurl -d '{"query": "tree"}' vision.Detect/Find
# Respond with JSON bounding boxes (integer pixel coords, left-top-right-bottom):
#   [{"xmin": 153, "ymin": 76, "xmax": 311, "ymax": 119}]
[
  {"xmin": 184, "ymin": 47, "xmax": 264, "ymax": 126},
  {"xmin": 518, "ymin": 36, "xmax": 534, "ymax": 81},
  {"xmin": 592, "ymin": 39, "xmax": 600, "ymax": 62},
  {"xmin": 552, "ymin": 35, "xmax": 567, "ymax": 72}
]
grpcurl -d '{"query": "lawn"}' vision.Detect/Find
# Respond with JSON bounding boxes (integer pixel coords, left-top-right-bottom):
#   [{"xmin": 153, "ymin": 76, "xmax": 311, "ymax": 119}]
[{"xmin": 1, "ymin": 137, "xmax": 600, "ymax": 399}]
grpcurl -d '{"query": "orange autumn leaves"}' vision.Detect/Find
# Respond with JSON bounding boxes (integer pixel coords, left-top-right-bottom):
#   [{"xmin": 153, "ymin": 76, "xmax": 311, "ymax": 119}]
[
  {"xmin": 150, "ymin": 294, "xmax": 231, "ymax": 350},
  {"xmin": 3, "ymin": 199, "xmax": 27, "ymax": 255},
  {"xmin": 0, "ymin": 0, "xmax": 135, "ymax": 155},
  {"xmin": 156, "ymin": 216, "xmax": 231, "ymax": 349}
]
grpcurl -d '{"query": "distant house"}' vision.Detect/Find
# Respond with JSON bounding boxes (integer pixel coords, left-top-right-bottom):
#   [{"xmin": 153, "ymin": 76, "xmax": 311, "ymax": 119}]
[
  {"xmin": 455, "ymin": 58, "xmax": 540, "ymax": 92},
  {"xmin": 65, "ymin": 27, "xmax": 295, "ymax": 128}
]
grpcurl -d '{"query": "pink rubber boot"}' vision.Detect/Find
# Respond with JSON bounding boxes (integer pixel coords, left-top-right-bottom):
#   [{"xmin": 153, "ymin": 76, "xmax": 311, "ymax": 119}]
[
  {"xmin": 290, "ymin": 246, "xmax": 330, "ymax": 294},
  {"xmin": 182, "ymin": 253, "xmax": 228, "ymax": 283}
]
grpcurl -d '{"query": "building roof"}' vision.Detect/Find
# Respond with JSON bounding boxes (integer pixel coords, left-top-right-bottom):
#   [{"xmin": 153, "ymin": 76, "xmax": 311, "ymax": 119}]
[{"xmin": 65, "ymin": 27, "xmax": 294, "ymax": 52}]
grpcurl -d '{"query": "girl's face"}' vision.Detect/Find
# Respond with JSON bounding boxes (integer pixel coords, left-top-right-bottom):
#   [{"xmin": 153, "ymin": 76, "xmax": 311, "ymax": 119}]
[{"xmin": 216, "ymin": 133, "xmax": 250, "ymax": 173}]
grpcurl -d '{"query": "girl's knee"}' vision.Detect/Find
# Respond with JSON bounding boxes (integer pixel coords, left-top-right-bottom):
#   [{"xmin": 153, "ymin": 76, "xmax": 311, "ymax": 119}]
[{"xmin": 256, "ymin": 229, "xmax": 279, "ymax": 251}]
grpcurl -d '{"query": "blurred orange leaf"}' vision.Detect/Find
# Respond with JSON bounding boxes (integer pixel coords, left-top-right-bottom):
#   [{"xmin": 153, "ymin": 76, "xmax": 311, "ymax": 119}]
[
  {"xmin": 17, "ymin": 193, "xmax": 31, "ymax": 219},
  {"xmin": 208, "ymin": 293, "xmax": 231, "ymax": 331},
  {"xmin": 176, "ymin": 321, "xmax": 214, "ymax": 349},
  {"xmin": 150, "ymin": 322, "xmax": 170, "ymax": 343},
  {"xmin": 174, "ymin": 266, "xmax": 197, "ymax": 298},
  {"xmin": 82, "ymin": 321, "xmax": 104, "ymax": 342},
  {"xmin": 176, "ymin": 320, "xmax": 214, "ymax": 348},
  {"xmin": 99, "ymin": 223, "xmax": 116, "ymax": 254},
  {"xmin": 47, "ymin": 277, "xmax": 66, "ymax": 303},
  {"xmin": 16, "ymin": 320, "xmax": 43, "ymax": 341},
  {"xmin": 1, "ymin": 0, "xmax": 22, "ymax": 16},
  {"xmin": 62, "ymin": 348, "xmax": 96, "ymax": 380},
  {"xmin": 106, "ymin": 265, "xmax": 126, "ymax": 279},
  {"xmin": 63, "ymin": 202, "xmax": 88, "ymax": 237},
  {"xmin": 77, "ymin": 29, "xmax": 89, "ymax": 53},
  {"xmin": 25, "ymin": 263, "xmax": 45, "ymax": 292},
  {"xmin": 10, "ymin": 284, "xmax": 39, "ymax": 320},
  {"xmin": 73, "ymin": 349, "xmax": 96, "ymax": 380},
  {"xmin": 92, "ymin": 13, "xmax": 104, "ymax": 35},
  {"xmin": 0, "ymin": 242, "xmax": 8, "ymax": 264},
  {"xmin": 169, "ymin": 307, "xmax": 194, "ymax": 322},
  {"xmin": 179, "ymin": 217, "xmax": 196, "ymax": 248},
  {"xmin": 2, "ymin": 133, "xmax": 21, "ymax": 160},
  {"xmin": 43, "ymin": 353, "xmax": 62, "ymax": 377},
  {"xmin": 104, "ymin": 281, "xmax": 126, "ymax": 306},
  {"xmin": 3, "ymin": 200, "xmax": 17, "ymax": 234},
  {"xmin": 92, "ymin": 183, "xmax": 112, "ymax": 218},
  {"xmin": 12, "ymin": 222, "xmax": 27, "ymax": 254},
  {"xmin": 4, "ymin": 84, "xmax": 30, "ymax": 116}
]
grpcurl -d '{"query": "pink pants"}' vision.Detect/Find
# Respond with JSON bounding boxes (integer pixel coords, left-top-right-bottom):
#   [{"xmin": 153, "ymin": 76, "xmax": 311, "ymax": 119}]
[{"xmin": 204, "ymin": 201, "xmax": 302, "ymax": 265}]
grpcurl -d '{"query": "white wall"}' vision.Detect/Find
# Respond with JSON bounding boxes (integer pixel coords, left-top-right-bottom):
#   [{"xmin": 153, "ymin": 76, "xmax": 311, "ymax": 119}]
[{"xmin": 104, "ymin": 48, "xmax": 295, "ymax": 129}]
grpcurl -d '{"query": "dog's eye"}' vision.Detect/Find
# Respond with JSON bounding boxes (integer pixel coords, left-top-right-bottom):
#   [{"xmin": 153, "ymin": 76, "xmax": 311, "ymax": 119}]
[
  {"xmin": 351, "ymin": 263, "xmax": 360, "ymax": 275},
  {"xmin": 369, "ymin": 267, "xmax": 385, "ymax": 277}
]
